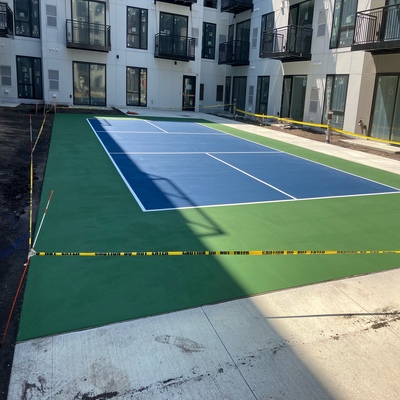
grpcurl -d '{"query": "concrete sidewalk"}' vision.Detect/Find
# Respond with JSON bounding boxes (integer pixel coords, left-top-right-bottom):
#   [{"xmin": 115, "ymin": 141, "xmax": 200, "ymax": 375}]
[{"xmin": 8, "ymin": 111, "xmax": 400, "ymax": 399}]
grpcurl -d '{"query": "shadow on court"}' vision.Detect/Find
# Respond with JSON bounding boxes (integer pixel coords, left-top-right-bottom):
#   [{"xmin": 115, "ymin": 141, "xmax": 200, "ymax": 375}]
[{"xmin": 14, "ymin": 114, "xmax": 400, "ymax": 398}]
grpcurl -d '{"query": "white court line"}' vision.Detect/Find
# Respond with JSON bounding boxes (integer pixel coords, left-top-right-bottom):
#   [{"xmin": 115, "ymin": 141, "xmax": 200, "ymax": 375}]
[
  {"xmin": 206, "ymin": 152, "xmax": 297, "ymax": 200},
  {"xmin": 144, "ymin": 119, "xmax": 169, "ymax": 133},
  {"xmin": 145, "ymin": 190, "xmax": 399, "ymax": 212},
  {"xmin": 93, "ymin": 130, "xmax": 167, "ymax": 134},
  {"xmin": 109, "ymin": 151, "xmax": 278, "ymax": 155}
]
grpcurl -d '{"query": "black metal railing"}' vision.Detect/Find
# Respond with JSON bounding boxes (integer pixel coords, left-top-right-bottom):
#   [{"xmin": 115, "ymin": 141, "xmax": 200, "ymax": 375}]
[
  {"xmin": 154, "ymin": 33, "xmax": 195, "ymax": 61},
  {"xmin": 0, "ymin": 3, "xmax": 13, "ymax": 37},
  {"xmin": 218, "ymin": 40, "xmax": 250, "ymax": 65},
  {"xmin": 66, "ymin": 19, "xmax": 111, "ymax": 52},
  {"xmin": 260, "ymin": 25, "xmax": 312, "ymax": 61},
  {"xmin": 353, "ymin": 4, "xmax": 400, "ymax": 51},
  {"xmin": 221, "ymin": 0, "xmax": 253, "ymax": 15}
]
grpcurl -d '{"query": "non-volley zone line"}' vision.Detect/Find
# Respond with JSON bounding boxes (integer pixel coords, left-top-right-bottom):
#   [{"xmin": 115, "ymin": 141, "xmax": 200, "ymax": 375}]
[
  {"xmin": 31, "ymin": 250, "xmax": 400, "ymax": 257},
  {"xmin": 88, "ymin": 118, "xmax": 223, "ymax": 135},
  {"xmin": 109, "ymin": 151, "xmax": 278, "ymax": 155}
]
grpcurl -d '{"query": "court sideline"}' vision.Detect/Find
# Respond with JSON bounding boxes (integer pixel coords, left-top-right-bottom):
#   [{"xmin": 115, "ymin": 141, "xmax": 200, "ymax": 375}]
[{"xmin": 8, "ymin": 111, "xmax": 400, "ymax": 399}]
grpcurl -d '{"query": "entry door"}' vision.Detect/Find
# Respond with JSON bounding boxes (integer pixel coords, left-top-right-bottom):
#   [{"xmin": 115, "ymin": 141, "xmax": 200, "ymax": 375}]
[
  {"xmin": 182, "ymin": 75, "xmax": 196, "ymax": 111},
  {"xmin": 232, "ymin": 76, "xmax": 247, "ymax": 114},
  {"xmin": 256, "ymin": 76, "xmax": 270, "ymax": 115},
  {"xmin": 224, "ymin": 76, "xmax": 231, "ymax": 111},
  {"xmin": 281, "ymin": 75, "xmax": 307, "ymax": 121}
]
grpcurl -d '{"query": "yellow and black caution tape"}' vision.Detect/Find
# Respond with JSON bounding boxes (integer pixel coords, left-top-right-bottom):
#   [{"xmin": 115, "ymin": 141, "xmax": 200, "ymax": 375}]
[
  {"xmin": 31, "ymin": 249, "xmax": 400, "ymax": 257},
  {"xmin": 235, "ymin": 108, "xmax": 400, "ymax": 146}
]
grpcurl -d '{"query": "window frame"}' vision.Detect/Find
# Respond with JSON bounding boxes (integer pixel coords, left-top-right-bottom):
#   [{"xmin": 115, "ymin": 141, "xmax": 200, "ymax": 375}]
[
  {"xmin": 330, "ymin": 0, "xmax": 357, "ymax": 48},
  {"xmin": 202, "ymin": 22, "xmax": 216, "ymax": 59},
  {"xmin": 127, "ymin": 6, "xmax": 148, "ymax": 50},
  {"xmin": 14, "ymin": 0, "xmax": 40, "ymax": 38},
  {"xmin": 73, "ymin": 61, "xmax": 106, "ymax": 107},
  {"xmin": 16, "ymin": 55, "xmax": 42, "ymax": 99}
]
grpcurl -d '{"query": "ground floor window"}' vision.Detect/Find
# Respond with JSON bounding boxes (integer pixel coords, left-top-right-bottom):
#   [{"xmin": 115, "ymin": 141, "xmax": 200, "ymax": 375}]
[
  {"xmin": 322, "ymin": 74, "xmax": 348, "ymax": 129},
  {"xmin": 73, "ymin": 62, "xmax": 106, "ymax": 106},
  {"xmin": 16, "ymin": 56, "xmax": 42, "ymax": 100},
  {"xmin": 126, "ymin": 67, "xmax": 147, "ymax": 107},
  {"xmin": 370, "ymin": 74, "xmax": 400, "ymax": 142}
]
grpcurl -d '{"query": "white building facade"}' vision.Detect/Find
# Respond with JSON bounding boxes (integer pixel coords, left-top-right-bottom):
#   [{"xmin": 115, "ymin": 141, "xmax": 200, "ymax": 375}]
[{"xmin": 0, "ymin": 0, "xmax": 399, "ymax": 141}]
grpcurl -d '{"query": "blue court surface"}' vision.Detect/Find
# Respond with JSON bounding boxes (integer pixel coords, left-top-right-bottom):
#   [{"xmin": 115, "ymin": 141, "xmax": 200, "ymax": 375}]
[{"xmin": 88, "ymin": 117, "xmax": 399, "ymax": 211}]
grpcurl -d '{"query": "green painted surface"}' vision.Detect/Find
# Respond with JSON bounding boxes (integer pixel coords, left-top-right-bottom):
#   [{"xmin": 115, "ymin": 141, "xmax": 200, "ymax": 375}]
[{"xmin": 18, "ymin": 114, "xmax": 400, "ymax": 341}]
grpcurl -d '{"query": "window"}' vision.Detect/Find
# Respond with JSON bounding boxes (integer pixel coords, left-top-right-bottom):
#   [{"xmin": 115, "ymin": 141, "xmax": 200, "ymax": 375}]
[
  {"xmin": 204, "ymin": 0, "xmax": 217, "ymax": 9},
  {"xmin": 159, "ymin": 12, "xmax": 188, "ymax": 57},
  {"xmin": 127, "ymin": 7, "xmax": 147, "ymax": 49},
  {"xmin": 73, "ymin": 62, "xmax": 106, "ymax": 106},
  {"xmin": 322, "ymin": 75, "xmax": 349, "ymax": 129},
  {"xmin": 202, "ymin": 22, "xmax": 216, "ymax": 59},
  {"xmin": 126, "ymin": 67, "xmax": 147, "ymax": 107},
  {"xmin": 14, "ymin": 0, "xmax": 40, "ymax": 38},
  {"xmin": 330, "ymin": 0, "xmax": 357, "ymax": 48},
  {"xmin": 260, "ymin": 12, "xmax": 274, "ymax": 56},
  {"xmin": 200, "ymin": 83, "xmax": 204, "ymax": 101},
  {"xmin": 216, "ymin": 85, "xmax": 223, "ymax": 102},
  {"xmin": 16, "ymin": 56, "xmax": 42, "ymax": 99},
  {"xmin": 71, "ymin": 0, "xmax": 107, "ymax": 47}
]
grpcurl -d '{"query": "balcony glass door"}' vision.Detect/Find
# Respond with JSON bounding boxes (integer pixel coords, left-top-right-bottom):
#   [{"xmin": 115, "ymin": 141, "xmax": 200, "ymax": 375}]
[
  {"xmin": 160, "ymin": 13, "xmax": 188, "ymax": 57},
  {"xmin": 383, "ymin": 0, "xmax": 400, "ymax": 41},
  {"xmin": 72, "ymin": 0, "xmax": 106, "ymax": 46},
  {"xmin": 288, "ymin": 0, "xmax": 314, "ymax": 52}
]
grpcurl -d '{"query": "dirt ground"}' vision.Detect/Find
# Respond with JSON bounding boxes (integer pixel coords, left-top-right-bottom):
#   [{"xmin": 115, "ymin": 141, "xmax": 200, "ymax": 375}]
[
  {"xmin": 0, "ymin": 105, "xmax": 398, "ymax": 398},
  {"xmin": 0, "ymin": 104, "xmax": 123, "ymax": 398}
]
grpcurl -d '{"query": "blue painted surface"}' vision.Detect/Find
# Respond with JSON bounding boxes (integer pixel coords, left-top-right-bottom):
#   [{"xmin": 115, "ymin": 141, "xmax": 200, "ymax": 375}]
[
  {"xmin": 111, "ymin": 153, "xmax": 291, "ymax": 210},
  {"xmin": 89, "ymin": 118, "xmax": 399, "ymax": 211},
  {"xmin": 214, "ymin": 153, "xmax": 399, "ymax": 199}
]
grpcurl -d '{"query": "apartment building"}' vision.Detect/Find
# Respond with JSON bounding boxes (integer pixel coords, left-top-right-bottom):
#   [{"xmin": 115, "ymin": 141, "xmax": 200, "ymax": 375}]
[{"xmin": 0, "ymin": 0, "xmax": 399, "ymax": 142}]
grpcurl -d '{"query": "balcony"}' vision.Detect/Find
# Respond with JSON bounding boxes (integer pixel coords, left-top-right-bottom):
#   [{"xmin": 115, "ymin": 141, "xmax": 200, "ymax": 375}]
[
  {"xmin": 218, "ymin": 40, "xmax": 250, "ymax": 66},
  {"xmin": 66, "ymin": 19, "xmax": 111, "ymax": 52},
  {"xmin": 221, "ymin": 0, "xmax": 253, "ymax": 15},
  {"xmin": 352, "ymin": 4, "xmax": 400, "ymax": 53},
  {"xmin": 260, "ymin": 26, "xmax": 312, "ymax": 62},
  {"xmin": 0, "ymin": 3, "xmax": 13, "ymax": 37},
  {"xmin": 154, "ymin": 33, "xmax": 195, "ymax": 62},
  {"xmin": 154, "ymin": 0, "xmax": 197, "ymax": 7}
]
